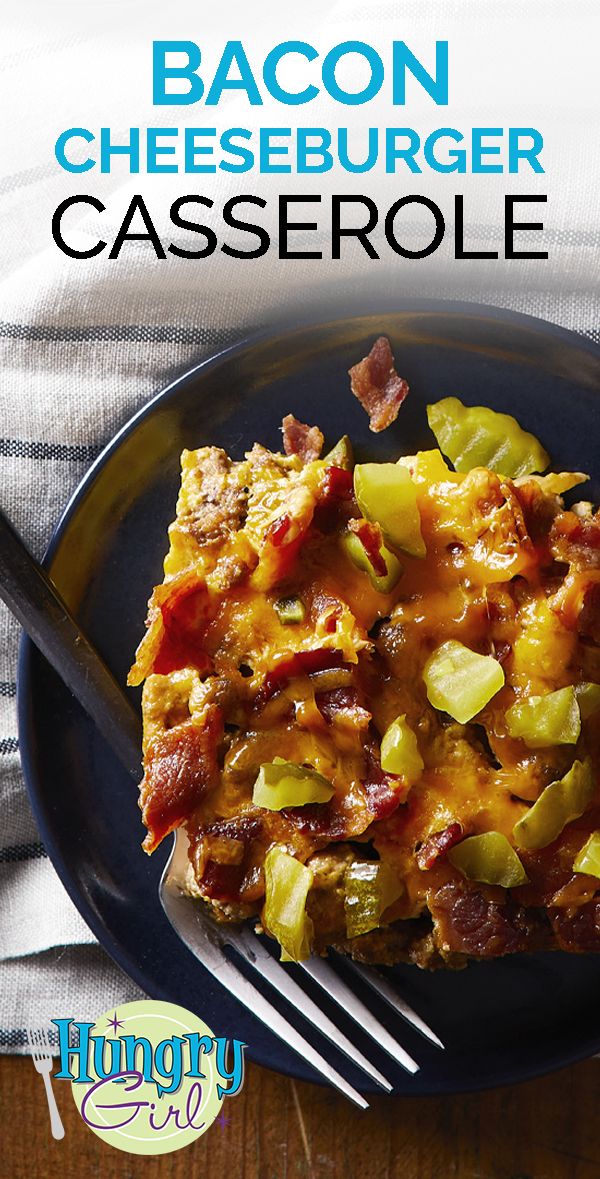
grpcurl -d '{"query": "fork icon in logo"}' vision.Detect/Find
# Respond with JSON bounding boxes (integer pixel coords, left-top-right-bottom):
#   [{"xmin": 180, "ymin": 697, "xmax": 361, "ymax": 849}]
[{"xmin": 26, "ymin": 1026, "xmax": 65, "ymax": 1140}]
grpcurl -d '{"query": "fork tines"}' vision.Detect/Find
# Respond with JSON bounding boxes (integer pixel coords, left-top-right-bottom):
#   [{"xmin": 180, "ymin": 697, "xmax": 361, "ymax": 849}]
[
  {"xmin": 26, "ymin": 1025, "xmax": 54, "ymax": 1063},
  {"xmin": 27, "ymin": 1025, "xmax": 51, "ymax": 1051},
  {"xmin": 162, "ymin": 873, "xmax": 444, "ymax": 1108}
]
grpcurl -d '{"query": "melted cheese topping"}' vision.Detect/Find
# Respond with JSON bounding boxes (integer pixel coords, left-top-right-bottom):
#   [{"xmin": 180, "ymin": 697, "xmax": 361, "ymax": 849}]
[{"xmin": 131, "ymin": 438, "xmax": 599, "ymax": 949}]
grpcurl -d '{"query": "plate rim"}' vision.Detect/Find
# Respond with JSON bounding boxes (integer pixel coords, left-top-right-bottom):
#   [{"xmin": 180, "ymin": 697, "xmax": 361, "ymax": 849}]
[{"xmin": 16, "ymin": 297, "xmax": 600, "ymax": 1096}]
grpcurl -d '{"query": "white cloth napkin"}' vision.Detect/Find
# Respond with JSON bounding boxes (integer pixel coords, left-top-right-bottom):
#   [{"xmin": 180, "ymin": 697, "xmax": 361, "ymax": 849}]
[{"xmin": 1, "ymin": 0, "xmax": 598, "ymax": 1050}]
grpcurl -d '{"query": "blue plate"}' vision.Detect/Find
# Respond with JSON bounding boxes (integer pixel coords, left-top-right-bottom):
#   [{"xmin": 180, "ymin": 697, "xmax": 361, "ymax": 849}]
[{"xmin": 18, "ymin": 301, "xmax": 600, "ymax": 1095}]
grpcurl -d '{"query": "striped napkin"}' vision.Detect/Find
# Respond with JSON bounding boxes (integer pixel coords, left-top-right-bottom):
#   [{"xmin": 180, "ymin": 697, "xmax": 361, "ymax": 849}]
[{"xmin": 1, "ymin": 0, "xmax": 598, "ymax": 1050}]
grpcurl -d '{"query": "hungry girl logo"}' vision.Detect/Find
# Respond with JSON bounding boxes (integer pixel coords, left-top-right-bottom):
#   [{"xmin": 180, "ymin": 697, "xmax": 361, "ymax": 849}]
[{"xmin": 51, "ymin": 1001, "xmax": 245, "ymax": 1155}]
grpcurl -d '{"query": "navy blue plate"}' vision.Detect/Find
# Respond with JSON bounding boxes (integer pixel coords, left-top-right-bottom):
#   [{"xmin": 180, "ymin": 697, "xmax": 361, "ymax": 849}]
[{"xmin": 18, "ymin": 301, "xmax": 600, "ymax": 1095}]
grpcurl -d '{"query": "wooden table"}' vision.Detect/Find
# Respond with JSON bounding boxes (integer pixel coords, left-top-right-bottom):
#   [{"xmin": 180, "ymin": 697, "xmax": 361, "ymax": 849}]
[{"xmin": 2, "ymin": 1053, "xmax": 599, "ymax": 1178}]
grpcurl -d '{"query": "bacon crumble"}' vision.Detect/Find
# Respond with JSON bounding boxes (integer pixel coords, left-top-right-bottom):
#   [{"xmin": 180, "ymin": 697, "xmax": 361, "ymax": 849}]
[
  {"xmin": 281, "ymin": 414, "xmax": 324, "ymax": 462},
  {"xmin": 348, "ymin": 336, "xmax": 410, "ymax": 432}
]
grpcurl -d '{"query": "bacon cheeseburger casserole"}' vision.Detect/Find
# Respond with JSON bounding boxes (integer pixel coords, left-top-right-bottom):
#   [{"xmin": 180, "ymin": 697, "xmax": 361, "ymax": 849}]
[{"xmin": 129, "ymin": 338, "xmax": 600, "ymax": 969}]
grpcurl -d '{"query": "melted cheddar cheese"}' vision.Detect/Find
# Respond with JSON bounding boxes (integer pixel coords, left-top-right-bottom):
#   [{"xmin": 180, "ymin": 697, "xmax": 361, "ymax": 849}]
[{"xmin": 130, "ymin": 434, "xmax": 600, "ymax": 968}]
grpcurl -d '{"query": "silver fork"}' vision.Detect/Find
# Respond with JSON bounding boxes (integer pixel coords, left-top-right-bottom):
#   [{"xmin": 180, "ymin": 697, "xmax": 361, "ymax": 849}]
[
  {"xmin": 160, "ymin": 831, "xmax": 444, "ymax": 1108},
  {"xmin": 1, "ymin": 514, "xmax": 443, "ymax": 1110},
  {"xmin": 26, "ymin": 1026, "xmax": 65, "ymax": 1140}
]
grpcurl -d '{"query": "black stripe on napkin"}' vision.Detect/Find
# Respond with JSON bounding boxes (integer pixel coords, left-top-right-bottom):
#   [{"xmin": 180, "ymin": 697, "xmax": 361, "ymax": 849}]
[
  {"xmin": 0, "ymin": 682, "xmax": 16, "ymax": 698},
  {"xmin": 0, "ymin": 438, "xmax": 101, "ymax": 463},
  {"xmin": 0, "ymin": 1030, "xmax": 27, "ymax": 1048},
  {"xmin": 0, "ymin": 841, "xmax": 46, "ymax": 863},
  {"xmin": 0, "ymin": 737, "xmax": 18, "ymax": 754},
  {"xmin": 0, "ymin": 321, "xmax": 242, "ymax": 345},
  {"xmin": 0, "ymin": 1028, "xmax": 59, "ymax": 1048}
]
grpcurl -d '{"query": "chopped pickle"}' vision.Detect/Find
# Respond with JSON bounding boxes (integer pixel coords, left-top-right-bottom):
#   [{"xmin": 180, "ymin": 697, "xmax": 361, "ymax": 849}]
[
  {"xmin": 263, "ymin": 846, "xmax": 314, "ymax": 961},
  {"xmin": 572, "ymin": 501, "xmax": 594, "ymax": 518},
  {"xmin": 423, "ymin": 639, "xmax": 505, "ymax": 724},
  {"xmin": 253, "ymin": 758, "xmax": 334, "ymax": 810},
  {"xmin": 354, "ymin": 463, "xmax": 425, "ymax": 557},
  {"xmin": 448, "ymin": 832, "xmax": 529, "ymax": 888},
  {"xmin": 573, "ymin": 832, "xmax": 600, "ymax": 879},
  {"xmin": 323, "ymin": 435, "xmax": 353, "ymax": 469},
  {"xmin": 513, "ymin": 758, "xmax": 595, "ymax": 850},
  {"xmin": 505, "ymin": 686, "xmax": 581, "ymax": 748},
  {"xmin": 380, "ymin": 715, "xmax": 424, "ymax": 784},
  {"xmin": 515, "ymin": 471, "xmax": 589, "ymax": 496},
  {"xmin": 341, "ymin": 529, "xmax": 403, "ymax": 594},
  {"xmin": 344, "ymin": 860, "xmax": 403, "ymax": 938},
  {"xmin": 274, "ymin": 595, "xmax": 306, "ymax": 625},
  {"xmin": 576, "ymin": 682, "xmax": 600, "ymax": 720},
  {"xmin": 427, "ymin": 397, "xmax": 549, "ymax": 478}
]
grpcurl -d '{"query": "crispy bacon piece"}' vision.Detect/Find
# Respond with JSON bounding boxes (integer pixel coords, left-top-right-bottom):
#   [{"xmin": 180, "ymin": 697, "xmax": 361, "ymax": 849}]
[
  {"xmin": 193, "ymin": 814, "xmax": 265, "ymax": 904},
  {"xmin": 153, "ymin": 582, "xmax": 213, "ymax": 677},
  {"xmin": 316, "ymin": 687, "xmax": 370, "ymax": 727},
  {"xmin": 416, "ymin": 823, "xmax": 464, "ymax": 871},
  {"xmin": 429, "ymin": 881, "xmax": 550, "ymax": 958},
  {"xmin": 204, "ymin": 814, "xmax": 264, "ymax": 842},
  {"xmin": 265, "ymin": 514, "xmax": 292, "ymax": 547},
  {"xmin": 550, "ymin": 900, "xmax": 600, "ymax": 953},
  {"xmin": 361, "ymin": 746, "xmax": 405, "ymax": 821},
  {"xmin": 254, "ymin": 648, "xmax": 347, "ymax": 710},
  {"xmin": 282, "ymin": 800, "xmax": 352, "ymax": 841},
  {"xmin": 140, "ymin": 706, "xmax": 223, "ymax": 852},
  {"xmin": 552, "ymin": 570, "xmax": 600, "ymax": 643},
  {"xmin": 515, "ymin": 816, "xmax": 600, "ymax": 908},
  {"xmin": 550, "ymin": 510, "xmax": 600, "ymax": 569},
  {"xmin": 348, "ymin": 518, "xmax": 387, "ymax": 577},
  {"xmin": 313, "ymin": 467, "xmax": 355, "ymax": 533},
  {"xmin": 578, "ymin": 580, "xmax": 600, "ymax": 643},
  {"xmin": 311, "ymin": 591, "xmax": 343, "ymax": 633},
  {"xmin": 320, "ymin": 466, "xmax": 354, "ymax": 502},
  {"xmin": 349, "ymin": 336, "xmax": 409, "ymax": 433},
  {"xmin": 128, "ymin": 572, "xmax": 212, "ymax": 686},
  {"xmin": 199, "ymin": 862, "xmax": 246, "ymax": 901},
  {"xmin": 281, "ymin": 414, "xmax": 324, "ymax": 463}
]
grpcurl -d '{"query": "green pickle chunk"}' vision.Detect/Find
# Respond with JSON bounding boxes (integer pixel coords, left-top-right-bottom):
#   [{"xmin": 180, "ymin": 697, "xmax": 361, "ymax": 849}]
[
  {"xmin": 513, "ymin": 758, "xmax": 595, "ymax": 850},
  {"xmin": 253, "ymin": 758, "xmax": 334, "ymax": 810},
  {"xmin": 380, "ymin": 715, "xmax": 424, "ymax": 784},
  {"xmin": 423, "ymin": 639, "xmax": 505, "ymax": 724},
  {"xmin": 575, "ymin": 682, "xmax": 600, "ymax": 720},
  {"xmin": 427, "ymin": 397, "xmax": 549, "ymax": 478},
  {"xmin": 323, "ymin": 435, "xmax": 354, "ymax": 469},
  {"xmin": 274, "ymin": 595, "xmax": 306, "ymax": 624},
  {"xmin": 448, "ymin": 832, "xmax": 529, "ymax": 888},
  {"xmin": 354, "ymin": 463, "xmax": 425, "ymax": 558},
  {"xmin": 341, "ymin": 530, "xmax": 403, "ymax": 594},
  {"xmin": 344, "ymin": 861, "xmax": 403, "ymax": 939},
  {"xmin": 573, "ymin": 832, "xmax": 600, "ymax": 879},
  {"xmin": 505, "ymin": 686, "xmax": 581, "ymax": 748},
  {"xmin": 263, "ymin": 847, "xmax": 314, "ymax": 962}
]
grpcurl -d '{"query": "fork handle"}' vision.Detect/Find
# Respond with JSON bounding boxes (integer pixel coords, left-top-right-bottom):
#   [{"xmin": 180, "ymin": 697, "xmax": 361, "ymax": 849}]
[
  {"xmin": 41, "ymin": 1071, "xmax": 65, "ymax": 1140},
  {"xmin": 0, "ymin": 507, "xmax": 142, "ymax": 780}
]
